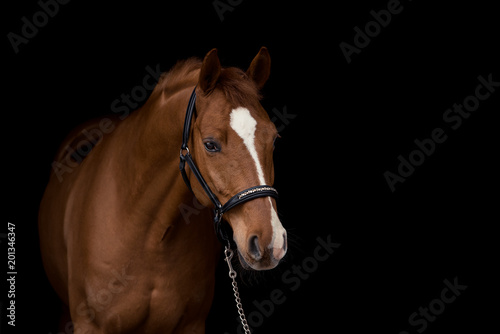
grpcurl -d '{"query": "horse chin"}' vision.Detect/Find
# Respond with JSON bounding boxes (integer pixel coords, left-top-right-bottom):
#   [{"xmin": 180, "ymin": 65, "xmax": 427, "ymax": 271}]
[
  {"xmin": 237, "ymin": 249, "xmax": 279, "ymax": 271},
  {"xmin": 237, "ymin": 250, "xmax": 253, "ymax": 270}
]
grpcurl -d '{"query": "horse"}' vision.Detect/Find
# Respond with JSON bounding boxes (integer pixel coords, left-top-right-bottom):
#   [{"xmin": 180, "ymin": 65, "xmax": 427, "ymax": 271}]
[{"xmin": 38, "ymin": 47, "xmax": 287, "ymax": 333}]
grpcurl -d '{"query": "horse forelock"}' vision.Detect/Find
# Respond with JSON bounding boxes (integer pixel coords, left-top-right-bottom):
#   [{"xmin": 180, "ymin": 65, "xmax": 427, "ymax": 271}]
[{"xmin": 216, "ymin": 67, "xmax": 262, "ymax": 107}]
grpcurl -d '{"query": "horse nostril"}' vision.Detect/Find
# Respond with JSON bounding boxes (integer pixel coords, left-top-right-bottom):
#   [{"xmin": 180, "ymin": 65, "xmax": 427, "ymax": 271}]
[{"xmin": 248, "ymin": 235, "xmax": 262, "ymax": 261}]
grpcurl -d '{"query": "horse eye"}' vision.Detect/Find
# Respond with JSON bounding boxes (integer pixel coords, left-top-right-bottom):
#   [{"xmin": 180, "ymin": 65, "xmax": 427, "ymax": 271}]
[{"xmin": 204, "ymin": 141, "xmax": 220, "ymax": 152}]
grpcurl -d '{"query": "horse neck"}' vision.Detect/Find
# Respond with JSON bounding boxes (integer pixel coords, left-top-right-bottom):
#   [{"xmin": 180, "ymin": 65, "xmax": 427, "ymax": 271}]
[{"xmin": 108, "ymin": 85, "xmax": 217, "ymax": 248}]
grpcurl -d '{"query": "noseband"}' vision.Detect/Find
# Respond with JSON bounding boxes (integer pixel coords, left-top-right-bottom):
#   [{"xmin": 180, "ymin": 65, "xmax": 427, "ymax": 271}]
[{"xmin": 179, "ymin": 87, "xmax": 279, "ymax": 244}]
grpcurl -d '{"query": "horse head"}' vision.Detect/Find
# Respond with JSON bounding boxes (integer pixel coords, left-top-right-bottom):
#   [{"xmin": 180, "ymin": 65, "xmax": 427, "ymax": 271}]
[{"xmin": 189, "ymin": 48, "xmax": 287, "ymax": 270}]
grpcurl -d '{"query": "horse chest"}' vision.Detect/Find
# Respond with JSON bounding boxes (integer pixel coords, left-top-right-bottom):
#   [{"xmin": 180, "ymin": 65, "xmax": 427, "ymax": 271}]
[
  {"xmin": 91, "ymin": 269, "xmax": 214, "ymax": 333},
  {"xmin": 137, "ymin": 269, "xmax": 216, "ymax": 332}
]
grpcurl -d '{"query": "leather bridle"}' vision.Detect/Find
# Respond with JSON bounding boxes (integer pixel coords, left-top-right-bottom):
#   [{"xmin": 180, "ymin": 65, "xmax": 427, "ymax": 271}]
[{"xmin": 179, "ymin": 87, "xmax": 279, "ymax": 243}]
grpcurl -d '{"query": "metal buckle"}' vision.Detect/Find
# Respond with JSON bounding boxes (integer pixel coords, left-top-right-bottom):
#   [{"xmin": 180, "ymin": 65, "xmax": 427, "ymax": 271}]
[
  {"xmin": 214, "ymin": 206, "xmax": 223, "ymax": 224},
  {"xmin": 180, "ymin": 146, "xmax": 190, "ymax": 158}
]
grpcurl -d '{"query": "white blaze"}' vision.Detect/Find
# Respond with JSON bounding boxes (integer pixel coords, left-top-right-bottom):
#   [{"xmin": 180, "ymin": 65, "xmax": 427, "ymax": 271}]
[{"xmin": 229, "ymin": 107, "xmax": 286, "ymax": 254}]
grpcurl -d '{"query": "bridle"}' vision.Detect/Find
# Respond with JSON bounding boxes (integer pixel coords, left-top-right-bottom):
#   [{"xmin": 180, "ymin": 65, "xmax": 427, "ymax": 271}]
[
  {"xmin": 179, "ymin": 87, "xmax": 279, "ymax": 244},
  {"xmin": 179, "ymin": 86, "xmax": 278, "ymax": 333}
]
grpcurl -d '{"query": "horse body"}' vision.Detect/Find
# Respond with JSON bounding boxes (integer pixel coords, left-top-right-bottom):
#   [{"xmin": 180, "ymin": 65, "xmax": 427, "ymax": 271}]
[{"xmin": 39, "ymin": 48, "xmax": 286, "ymax": 333}]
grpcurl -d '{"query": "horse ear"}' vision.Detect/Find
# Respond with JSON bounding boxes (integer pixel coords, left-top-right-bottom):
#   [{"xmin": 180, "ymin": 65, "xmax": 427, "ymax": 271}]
[
  {"xmin": 246, "ymin": 47, "xmax": 271, "ymax": 89},
  {"xmin": 199, "ymin": 48, "xmax": 221, "ymax": 94}
]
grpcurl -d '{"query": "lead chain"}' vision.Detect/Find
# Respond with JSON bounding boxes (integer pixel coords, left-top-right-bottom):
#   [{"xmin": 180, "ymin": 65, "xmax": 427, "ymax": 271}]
[{"xmin": 224, "ymin": 246, "xmax": 251, "ymax": 334}]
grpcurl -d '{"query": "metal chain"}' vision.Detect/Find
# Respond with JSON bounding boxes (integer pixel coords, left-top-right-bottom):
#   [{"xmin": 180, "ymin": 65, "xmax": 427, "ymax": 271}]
[{"xmin": 224, "ymin": 245, "xmax": 251, "ymax": 334}]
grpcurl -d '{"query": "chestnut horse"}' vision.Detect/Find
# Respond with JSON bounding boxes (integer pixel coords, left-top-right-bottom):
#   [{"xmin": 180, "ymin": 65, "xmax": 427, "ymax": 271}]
[{"xmin": 38, "ymin": 47, "xmax": 287, "ymax": 333}]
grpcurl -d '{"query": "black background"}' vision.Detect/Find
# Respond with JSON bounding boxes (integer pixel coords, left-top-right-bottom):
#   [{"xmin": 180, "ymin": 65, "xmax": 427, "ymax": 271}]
[{"xmin": 2, "ymin": 0, "xmax": 498, "ymax": 333}]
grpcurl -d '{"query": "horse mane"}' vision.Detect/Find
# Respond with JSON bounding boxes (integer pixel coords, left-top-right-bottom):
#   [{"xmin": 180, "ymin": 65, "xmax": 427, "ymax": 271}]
[
  {"xmin": 157, "ymin": 57, "xmax": 262, "ymax": 106},
  {"xmin": 157, "ymin": 58, "xmax": 202, "ymax": 96}
]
